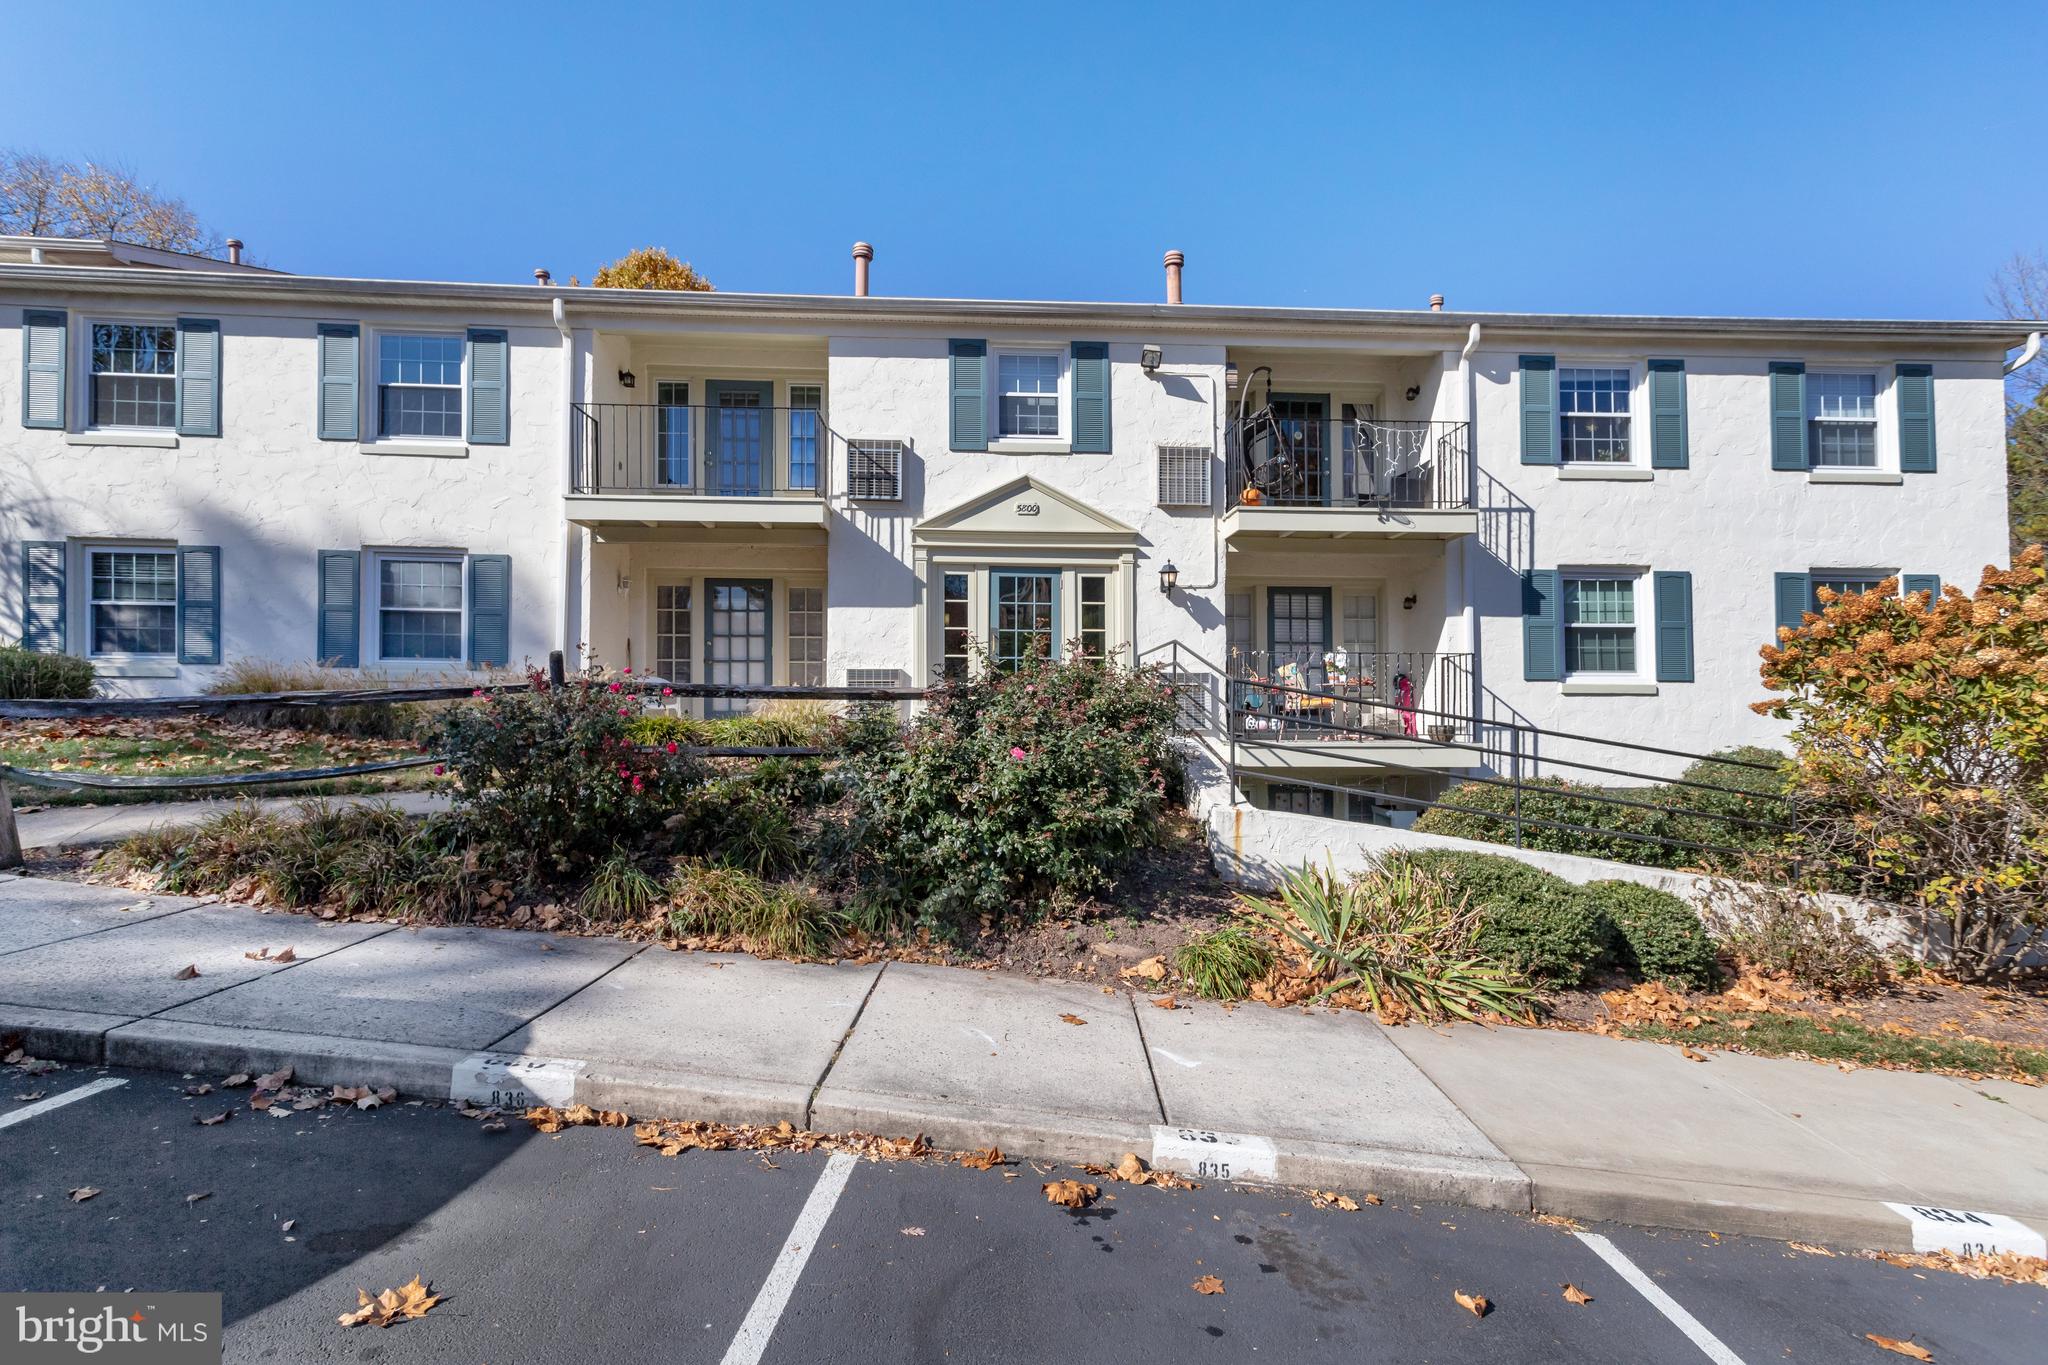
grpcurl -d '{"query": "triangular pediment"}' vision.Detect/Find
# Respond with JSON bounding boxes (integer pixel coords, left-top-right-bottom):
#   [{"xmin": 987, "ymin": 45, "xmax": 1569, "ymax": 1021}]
[{"xmin": 913, "ymin": 475, "xmax": 1140, "ymax": 544}]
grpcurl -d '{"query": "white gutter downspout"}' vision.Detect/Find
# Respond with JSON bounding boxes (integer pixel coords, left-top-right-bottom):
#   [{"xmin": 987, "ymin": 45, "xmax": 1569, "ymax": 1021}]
[
  {"xmin": 1460, "ymin": 323, "xmax": 1483, "ymax": 740},
  {"xmin": 553, "ymin": 297, "xmax": 580, "ymax": 664},
  {"xmin": 2008, "ymin": 331, "xmax": 2044, "ymax": 375}
]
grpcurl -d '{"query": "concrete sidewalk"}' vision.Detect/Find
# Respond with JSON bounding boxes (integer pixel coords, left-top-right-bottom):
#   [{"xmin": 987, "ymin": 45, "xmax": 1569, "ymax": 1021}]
[
  {"xmin": 13, "ymin": 791, "xmax": 452, "ymax": 851},
  {"xmin": 3, "ymin": 871, "xmax": 2043, "ymax": 1253}
]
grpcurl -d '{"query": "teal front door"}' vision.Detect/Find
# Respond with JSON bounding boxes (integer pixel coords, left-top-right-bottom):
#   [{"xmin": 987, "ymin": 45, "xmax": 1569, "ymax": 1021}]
[{"xmin": 704, "ymin": 380, "xmax": 774, "ymax": 495}]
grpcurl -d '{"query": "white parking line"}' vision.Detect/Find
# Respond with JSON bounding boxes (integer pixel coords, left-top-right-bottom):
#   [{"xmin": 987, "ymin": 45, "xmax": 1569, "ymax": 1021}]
[
  {"xmin": 0, "ymin": 1077, "xmax": 128, "ymax": 1132},
  {"xmin": 718, "ymin": 1150, "xmax": 858, "ymax": 1365},
  {"xmin": 1575, "ymin": 1231, "xmax": 1747, "ymax": 1365}
]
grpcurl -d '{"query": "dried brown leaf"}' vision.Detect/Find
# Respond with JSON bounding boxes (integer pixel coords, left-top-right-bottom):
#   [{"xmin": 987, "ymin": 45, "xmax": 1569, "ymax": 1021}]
[
  {"xmin": 1058, "ymin": 1013, "xmax": 1087, "ymax": 1026},
  {"xmin": 1042, "ymin": 1179, "xmax": 1099, "ymax": 1209},
  {"xmin": 1192, "ymin": 1274, "xmax": 1225, "ymax": 1295},
  {"xmin": 172, "ymin": 964, "xmax": 199, "ymax": 980},
  {"xmin": 1454, "ymin": 1290, "xmax": 1491, "ymax": 1318},
  {"xmin": 1561, "ymin": 1283, "xmax": 1593, "ymax": 1305},
  {"xmin": 67, "ymin": 1186, "xmax": 100, "ymax": 1202},
  {"xmin": 1865, "ymin": 1335, "xmax": 1934, "ymax": 1361},
  {"xmin": 337, "ymin": 1275, "xmax": 443, "ymax": 1328},
  {"xmin": 959, "ymin": 1146, "xmax": 1007, "ymax": 1171}
]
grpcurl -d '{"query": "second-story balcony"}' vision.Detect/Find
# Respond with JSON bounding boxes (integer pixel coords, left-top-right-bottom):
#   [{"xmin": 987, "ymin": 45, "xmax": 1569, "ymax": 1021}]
[
  {"xmin": 1222, "ymin": 415, "xmax": 1476, "ymax": 540},
  {"xmin": 567, "ymin": 401, "xmax": 832, "ymax": 531}
]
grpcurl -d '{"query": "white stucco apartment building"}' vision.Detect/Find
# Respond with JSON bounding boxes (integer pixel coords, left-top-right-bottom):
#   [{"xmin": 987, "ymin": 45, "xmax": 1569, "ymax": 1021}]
[{"xmin": 0, "ymin": 242, "xmax": 2031, "ymax": 817}]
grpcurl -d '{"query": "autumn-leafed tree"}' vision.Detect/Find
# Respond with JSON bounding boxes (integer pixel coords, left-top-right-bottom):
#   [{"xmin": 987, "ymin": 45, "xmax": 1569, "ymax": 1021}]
[
  {"xmin": 1757, "ymin": 549, "xmax": 2048, "ymax": 980},
  {"xmin": 0, "ymin": 149, "xmax": 220, "ymax": 255},
  {"xmin": 588, "ymin": 246, "xmax": 714, "ymax": 291},
  {"xmin": 1991, "ymin": 251, "xmax": 2048, "ymax": 557}
]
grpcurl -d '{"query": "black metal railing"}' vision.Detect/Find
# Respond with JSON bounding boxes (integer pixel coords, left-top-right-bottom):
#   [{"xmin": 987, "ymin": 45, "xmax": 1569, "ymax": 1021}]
[
  {"xmin": 571, "ymin": 402, "xmax": 832, "ymax": 498},
  {"xmin": 1226, "ymin": 415, "xmax": 1471, "ymax": 511},
  {"xmin": 1226, "ymin": 650, "xmax": 1474, "ymax": 743}
]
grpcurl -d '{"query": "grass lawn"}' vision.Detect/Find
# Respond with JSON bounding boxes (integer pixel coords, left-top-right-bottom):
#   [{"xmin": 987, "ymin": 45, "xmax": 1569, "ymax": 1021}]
[
  {"xmin": 0, "ymin": 718, "xmax": 445, "ymax": 806},
  {"xmin": 1619, "ymin": 1009, "xmax": 2048, "ymax": 1082}
]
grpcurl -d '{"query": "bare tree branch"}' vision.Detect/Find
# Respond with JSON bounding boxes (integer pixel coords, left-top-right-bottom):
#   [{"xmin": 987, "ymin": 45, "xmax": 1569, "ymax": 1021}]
[{"xmin": 0, "ymin": 148, "xmax": 221, "ymax": 255}]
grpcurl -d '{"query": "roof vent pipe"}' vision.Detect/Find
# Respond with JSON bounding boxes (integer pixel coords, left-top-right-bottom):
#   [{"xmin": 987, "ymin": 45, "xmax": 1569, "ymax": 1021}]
[
  {"xmin": 226, "ymin": 238, "xmax": 243, "ymax": 266},
  {"xmin": 534, "ymin": 268, "xmax": 552, "ymax": 286},
  {"xmin": 852, "ymin": 241, "xmax": 873, "ymax": 297},
  {"xmin": 1163, "ymin": 250, "xmax": 1185, "ymax": 304},
  {"xmin": 1429, "ymin": 294, "xmax": 1445, "ymax": 311}
]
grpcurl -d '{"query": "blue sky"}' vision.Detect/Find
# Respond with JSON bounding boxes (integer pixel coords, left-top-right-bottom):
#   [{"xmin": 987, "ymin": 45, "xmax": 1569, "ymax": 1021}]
[{"xmin": 6, "ymin": 1, "xmax": 2044, "ymax": 320}]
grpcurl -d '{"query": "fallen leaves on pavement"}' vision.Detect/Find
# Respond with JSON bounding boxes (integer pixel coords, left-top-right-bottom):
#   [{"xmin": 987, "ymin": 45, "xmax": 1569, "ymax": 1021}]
[
  {"xmin": 173, "ymin": 964, "xmax": 200, "ymax": 980},
  {"xmin": 1120, "ymin": 956, "xmax": 1167, "ymax": 983},
  {"xmin": 185, "ymin": 1191, "xmax": 211, "ymax": 1205},
  {"xmin": 1561, "ymin": 1283, "xmax": 1593, "ymax": 1305},
  {"xmin": 1865, "ymin": 1335, "xmax": 1934, "ymax": 1360},
  {"xmin": 67, "ymin": 1187, "xmax": 100, "ymax": 1202},
  {"xmin": 338, "ymin": 1276, "xmax": 443, "ymax": 1328},
  {"xmin": 1454, "ymin": 1290, "xmax": 1491, "ymax": 1318},
  {"xmin": 1057, "ymin": 1013, "xmax": 1087, "ymax": 1026},
  {"xmin": 1191, "ymin": 1275, "xmax": 1225, "ymax": 1295},
  {"xmin": 1150, "ymin": 995, "xmax": 1181, "ymax": 1010},
  {"xmin": 1081, "ymin": 1152, "xmax": 1199, "ymax": 1191},
  {"xmin": 900, "ymin": 1227, "xmax": 925, "ymax": 1237},
  {"xmin": 1872, "ymin": 1248, "xmax": 2048, "ymax": 1287},
  {"xmin": 624, "ymin": 1114, "xmax": 938, "ymax": 1165},
  {"xmin": 525, "ymin": 1104, "xmax": 633, "ymax": 1134},
  {"xmin": 1042, "ymin": 1180, "xmax": 1099, "ymax": 1209},
  {"xmin": 958, "ymin": 1146, "xmax": 1007, "ymax": 1171},
  {"xmin": 243, "ymin": 947, "xmax": 297, "ymax": 963},
  {"xmin": 1307, "ymin": 1189, "xmax": 1360, "ymax": 1211},
  {"xmin": 194, "ymin": 1110, "xmax": 232, "ymax": 1126},
  {"xmin": 1788, "ymin": 1241, "xmax": 1836, "ymax": 1257}
]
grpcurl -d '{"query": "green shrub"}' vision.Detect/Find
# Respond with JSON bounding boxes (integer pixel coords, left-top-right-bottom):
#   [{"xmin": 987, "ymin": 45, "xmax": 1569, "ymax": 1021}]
[
  {"xmin": 836, "ymin": 647, "xmax": 1183, "ymax": 930},
  {"xmin": 1414, "ymin": 777, "xmax": 1686, "ymax": 868},
  {"xmin": 437, "ymin": 666, "xmax": 704, "ymax": 875},
  {"xmin": 1172, "ymin": 923, "xmax": 1275, "ymax": 1000},
  {"xmin": 1397, "ymin": 850, "xmax": 1618, "ymax": 987},
  {"xmin": 671, "ymin": 778, "xmax": 803, "ymax": 876},
  {"xmin": 0, "ymin": 645, "xmax": 95, "ymax": 699},
  {"xmin": 1244, "ymin": 859, "xmax": 1535, "ymax": 1021},
  {"xmin": 625, "ymin": 702, "xmax": 838, "ymax": 751},
  {"xmin": 1660, "ymin": 747, "xmax": 1792, "ymax": 872},
  {"xmin": 1585, "ymin": 880, "xmax": 1721, "ymax": 990}
]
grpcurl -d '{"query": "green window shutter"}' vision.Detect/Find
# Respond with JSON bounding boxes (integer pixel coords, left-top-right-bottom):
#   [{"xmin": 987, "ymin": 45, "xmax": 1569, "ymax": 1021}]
[
  {"xmin": 1769, "ymin": 362, "xmax": 1807, "ymax": 471},
  {"xmin": 21, "ymin": 309, "xmax": 67, "ymax": 430},
  {"xmin": 1519, "ymin": 355, "xmax": 1556, "ymax": 465},
  {"xmin": 1070, "ymin": 341, "xmax": 1110, "ymax": 453},
  {"xmin": 948, "ymin": 339, "xmax": 986, "ymax": 451},
  {"xmin": 177, "ymin": 545, "xmax": 222, "ymax": 665},
  {"xmin": 316, "ymin": 550, "xmax": 360, "ymax": 667},
  {"xmin": 1896, "ymin": 363, "xmax": 1936, "ymax": 473},
  {"xmin": 1648, "ymin": 359, "xmax": 1688, "ymax": 469},
  {"xmin": 174, "ymin": 318, "xmax": 221, "ymax": 437},
  {"xmin": 1522, "ymin": 569, "xmax": 1563, "ymax": 680},
  {"xmin": 21, "ymin": 541, "xmax": 66, "ymax": 653},
  {"xmin": 468, "ymin": 554, "xmax": 512, "ymax": 668},
  {"xmin": 1773, "ymin": 572, "xmax": 1811, "ymax": 641},
  {"xmin": 1652, "ymin": 570, "xmax": 1694, "ymax": 682},
  {"xmin": 466, "ymin": 328, "xmax": 509, "ymax": 445},
  {"xmin": 1902, "ymin": 573, "xmax": 1940, "ymax": 609},
  {"xmin": 316, "ymin": 324, "xmax": 359, "ymax": 441}
]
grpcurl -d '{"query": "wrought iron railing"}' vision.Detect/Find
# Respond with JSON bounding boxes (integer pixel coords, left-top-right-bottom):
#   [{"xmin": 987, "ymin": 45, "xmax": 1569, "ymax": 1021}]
[
  {"xmin": 1225, "ymin": 650, "xmax": 1474, "ymax": 743},
  {"xmin": 571, "ymin": 402, "xmax": 833, "ymax": 498},
  {"xmin": 1226, "ymin": 416, "xmax": 1471, "ymax": 511}
]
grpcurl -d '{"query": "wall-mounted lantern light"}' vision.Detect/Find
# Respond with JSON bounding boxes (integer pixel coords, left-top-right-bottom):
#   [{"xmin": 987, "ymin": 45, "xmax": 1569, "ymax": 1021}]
[
  {"xmin": 1140, "ymin": 344, "xmax": 1163, "ymax": 373},
  {"xmin": 618, "ymin": 369, "xmax": 637, "ymax": 389},
  {"xmin": 1402, "ymin": 594, "xmax": 1418, "ymax": 611},
  {"xmin": 1158, "ymin": 561, "xmax": 1180, "ymax": 595}
]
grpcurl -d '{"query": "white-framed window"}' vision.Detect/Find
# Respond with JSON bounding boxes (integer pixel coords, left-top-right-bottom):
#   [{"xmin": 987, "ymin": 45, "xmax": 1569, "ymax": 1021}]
[
  {"xmin": 940, "ymin": 572, "xmax": 973, "ymax": 680},
  {"xmin": 1562, "ymin": 572, "xmax": 1641, "ymax": 677},
  {"xmin": 788, "ymin": 584, "xmax": 825, "ymax": 686},
  {"xmin": 1810, "ymin": 571, "xmax": 1889, "ymax": 611},
  {"xmin": 1340, "ymin": 592, "xmax": 1379, "ymax": 656},
  {"xmin": 993, "ymin": 349, "xmax": 1065, "ymax": 440},
  {"xmin": 1808, "ymin": 372, "xmax": 1879, "ymax": 468},
  {"xmin": 89, "ymin": 322, "xmax": 178, "ymax": 429},
  {"xmin": 87, "ymin": 545, "xmax": 178, "ymax": 656},
  {"xmin": 1557, "ymin": 366, "xmax": 1632, "ymax": 463},
  {"xmin": 1077, "ymin": 574, "xmax": 1109, "ymax": 658},
  {"xmin": 374, "ymin": 553, "xmax": 465, "ymax": 661},
  {"xmin": 377, "ymin": 333, "xmax": 464, "ymax": 438},
  {"xmin": 654, "ymin": 583, "xmax": 692, "ymax": 682},
  {"xmin": 788, "ymin": 384, "xmax": 823, "ymax": 492}
]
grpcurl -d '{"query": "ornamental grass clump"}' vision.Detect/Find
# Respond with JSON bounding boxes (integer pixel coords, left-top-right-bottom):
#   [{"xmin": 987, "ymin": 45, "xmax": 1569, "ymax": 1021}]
[
  {"xmin": 436, "ymin": 665, "xmax": 704, "ymax": 876},
  {"xmin": 1172, "ymin": 922, "xmax": 1275, "ymax": 1001},
  {"xmin": 837, "ymin": 644, "xmax": 1184, "ymax": 931},
  {"xmin": 1245, "ymin": 857, "xmax": 1535, "ymax": 1023},
  {"xmin": 1758, "ymin": 548, "xmax": 2048, "ymax": 981}
]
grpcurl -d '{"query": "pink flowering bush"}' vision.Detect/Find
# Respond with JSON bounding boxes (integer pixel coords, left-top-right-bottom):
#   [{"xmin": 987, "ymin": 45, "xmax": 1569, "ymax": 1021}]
[
  {"xmin": 838, "ymin": 643, "xmax": 1184, "ymax": 928},
  {"xmin": 437, "ymin": 665, "xmax": 703, "ymax": 874}
]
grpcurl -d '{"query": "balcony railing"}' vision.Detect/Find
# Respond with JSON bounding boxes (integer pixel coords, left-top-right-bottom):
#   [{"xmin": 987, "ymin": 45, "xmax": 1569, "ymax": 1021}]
[
  {"xmin": 1226, "ymin": 415, "xmax": 1471, "ymax": 510},
  {"xmin": 1226, "ymin": 650, "xmax": 1474, "ymax": 743},
  {"xmin": 571, "ymin": 402, "xmax": 831, "ymax": 498}
]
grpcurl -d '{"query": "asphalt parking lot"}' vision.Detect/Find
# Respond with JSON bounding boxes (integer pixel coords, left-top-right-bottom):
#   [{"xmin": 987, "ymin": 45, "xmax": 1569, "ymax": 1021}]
[{"xmin": 3, "ymin": 1065, "xmax": 2042, "ymax": 1364}]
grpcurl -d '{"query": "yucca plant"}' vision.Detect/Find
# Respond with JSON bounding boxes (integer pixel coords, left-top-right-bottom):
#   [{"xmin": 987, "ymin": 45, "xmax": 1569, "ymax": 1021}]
[{"xmin": 1243, "ymin": 857, "xmax": 1535, "ymax": 1023}]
